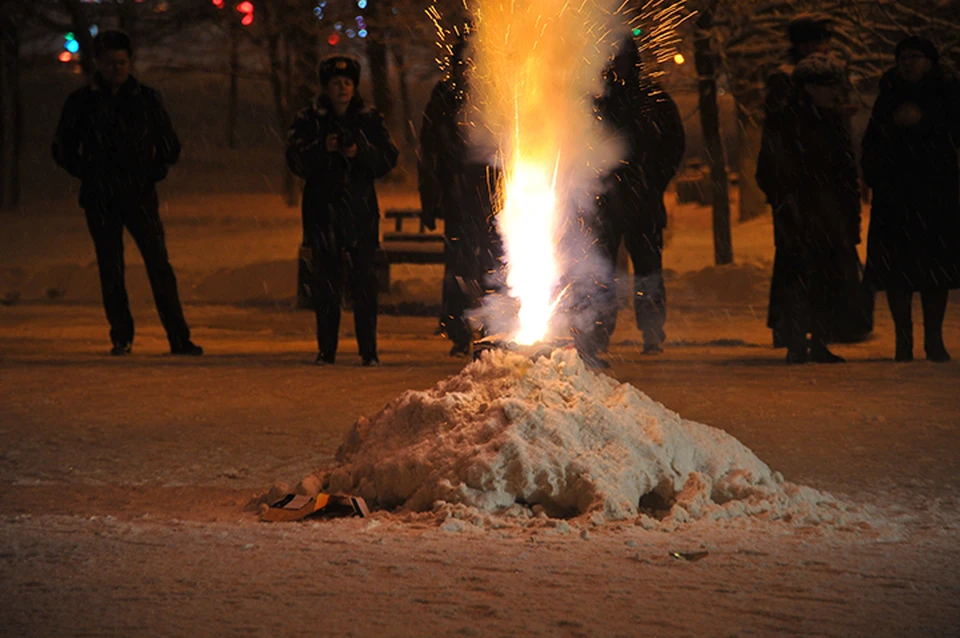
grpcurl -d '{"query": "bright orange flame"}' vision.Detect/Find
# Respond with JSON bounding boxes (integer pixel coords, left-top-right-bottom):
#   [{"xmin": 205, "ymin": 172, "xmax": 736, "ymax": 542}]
[
  {"xmin": 498, "ymin": 158, "xmax": 560, "ymax": 344},
  {"xmin": 470, "ymin": 1, "xmax": 624, "ymax": 345},
  {"xmin": 58, "ymin": 51, "xmax": 72, "ymax": 63},
  {"xmin": 674, "ymin": 53, "xmax": 685, "ymax": 64}
]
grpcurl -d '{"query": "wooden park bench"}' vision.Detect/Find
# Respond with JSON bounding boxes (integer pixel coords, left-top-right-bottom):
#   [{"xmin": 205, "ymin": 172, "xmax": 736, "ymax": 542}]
[
  {"xmin": 297, "ymin": 208, "xmax": 446, "ymax": 308},
  {"xmin": 377, "ymin": 208, "xmax": 446, "ymax": 289}
]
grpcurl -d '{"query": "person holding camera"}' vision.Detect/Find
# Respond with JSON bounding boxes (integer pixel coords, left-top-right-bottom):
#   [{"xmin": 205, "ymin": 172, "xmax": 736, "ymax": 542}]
[{"xmin": 286, "ymin": 56, "xmax": 399, "ymax": 366}]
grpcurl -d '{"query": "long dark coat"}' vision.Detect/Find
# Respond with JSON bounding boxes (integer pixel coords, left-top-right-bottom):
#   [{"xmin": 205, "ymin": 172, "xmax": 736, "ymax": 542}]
[
  {"xmin": 861, "ymin": 68, "xmax": 960, "ymax": 291},
  {"xmin": 757, "ymin": 86, "xmax": 865, "ymax": 345},
  {"xmin": 286, "ymin": 95, "xmax": 398, "ymax": 250}
]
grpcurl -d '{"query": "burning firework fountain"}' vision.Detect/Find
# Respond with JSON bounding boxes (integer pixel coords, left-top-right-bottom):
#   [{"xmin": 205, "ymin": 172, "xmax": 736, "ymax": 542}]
[
  {"xmin": 467, "ymin": 0, "xmax": 626, "ymax": 347},
  {"xmin": 276, "ymin": 2, "xmax": 860, "ymax": 529}
]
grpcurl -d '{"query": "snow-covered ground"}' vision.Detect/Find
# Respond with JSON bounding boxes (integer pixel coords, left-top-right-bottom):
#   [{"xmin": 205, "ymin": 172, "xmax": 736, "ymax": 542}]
[{"xmin": 1, "ymin": 189, "xmax": 958, "ymax": 636}]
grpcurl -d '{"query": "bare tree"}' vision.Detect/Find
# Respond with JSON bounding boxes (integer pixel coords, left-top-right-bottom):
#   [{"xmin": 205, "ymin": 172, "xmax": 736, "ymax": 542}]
[
  {"xmin": 691, "ymin": 0, "xmax": 733, "ymax": 265},
  {"xmin": 710, "ymin": 0, "xmax": 960, "ymax": 221}
]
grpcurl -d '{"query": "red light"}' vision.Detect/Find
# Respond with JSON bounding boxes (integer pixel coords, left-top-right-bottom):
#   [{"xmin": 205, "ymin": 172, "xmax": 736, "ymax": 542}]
[
  {"xmin": 328, "ymin": 33, "xmax": 340, "ymax": 46},
  {"xmin": 237, "ymin": 1, "xmax": 254, "ymax": 13},
  {"xmin": 59, "ymin": 51, "xmax": 72, "ymax": 63},
  {"xmin": 212, "ymin": 0, "xmax": 224, "ymax": 7},
  {"xmin": 241, "ymin": 13, "xmax": 253, "ymax": 25}
]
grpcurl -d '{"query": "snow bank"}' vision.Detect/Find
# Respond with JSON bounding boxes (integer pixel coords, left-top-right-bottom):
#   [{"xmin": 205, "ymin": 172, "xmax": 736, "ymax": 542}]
[{"xmin": 318, "ymin": 347, "xmax": 842, "ymax": 525}]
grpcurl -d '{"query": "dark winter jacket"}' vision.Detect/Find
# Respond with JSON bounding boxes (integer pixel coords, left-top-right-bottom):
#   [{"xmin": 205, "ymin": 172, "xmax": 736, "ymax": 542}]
[
  {"xmin": 756, "ymin": 65, "xmax": 797, "ymax": 209},
  {"xmin": 861, "ymin": 68, "xmax": 960, "ymax": 290},
  {"xmin": 417, "ymin": 76, "xmax": 498, "ymax": 237},
  {"xmin": 52, "ymin": 74, "xmax": 180, "ymax": 209},
  {"xmin": 757, "ymin": 93, "xmax": 861, "ymax": 249},
  {"xmin": 596, "ymin": 75, "xmax": 685, "ymax": 232},
  {"xmin": 286, "ymin": 95, "xmax": 398, "ymax": 249}
]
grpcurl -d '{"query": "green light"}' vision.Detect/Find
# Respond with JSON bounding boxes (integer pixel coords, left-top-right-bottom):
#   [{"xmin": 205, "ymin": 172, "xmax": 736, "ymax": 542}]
[
  {"xmin": 65, "ymin": 32, "xmax": 75, "ymax": 41},
  {"xmin": 632, "ymin": 27, "xmax": 642, "ymax": 37}
]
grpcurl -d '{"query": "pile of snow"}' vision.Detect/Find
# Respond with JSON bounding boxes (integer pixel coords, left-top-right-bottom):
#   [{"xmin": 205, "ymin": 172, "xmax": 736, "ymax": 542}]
[
  {"xmin": 670, "ymin": 263, "xmax": 770, "ymax": 306},
  {"xmin": 315, "ymin": 348, "xmax": 846, "ymax": 526}
]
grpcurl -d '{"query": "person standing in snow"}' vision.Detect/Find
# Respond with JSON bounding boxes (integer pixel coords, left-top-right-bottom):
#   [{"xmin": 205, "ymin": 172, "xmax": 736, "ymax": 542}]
[
  {"xmin": 861, "ymin": 37, "xmax": 960, "ymax": 362},
  {"xmin": 584, "ymin": 35, "xmax": 685, "ymax": 366},
  {"xmin": 418, "ymin": 35, "xmax": 503, "ymax": 358},
  {"xmin": 758, "ymin": 15, "xmax": 874, "ymax": 354},
  {"xmin": 286, "ymin": 56, "xmax": 399, "ymax": 366},
  {"xmin": 52, "ymin": 30, "xmax": 202, "ymax": 357},
  {"xmin": 757, "ymin": 54, "xmax": 862, "ymax": 364}
]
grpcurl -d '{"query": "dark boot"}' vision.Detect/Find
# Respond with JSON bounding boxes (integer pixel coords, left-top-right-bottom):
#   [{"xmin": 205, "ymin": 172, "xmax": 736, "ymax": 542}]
[
  {"xmin": 809, "ymin": 340, "xmax": 845, "ymax": 364},
  {"xmin": 886, "ymin": 289, "xmax": 914, "ymax": 362},
  {"xmin": 785, "ymin": 338, "xmax": 808, "ymax": 364},
  {"xmin": 921, "ymin": 289, "xmax": 950, "ymax": 362}
]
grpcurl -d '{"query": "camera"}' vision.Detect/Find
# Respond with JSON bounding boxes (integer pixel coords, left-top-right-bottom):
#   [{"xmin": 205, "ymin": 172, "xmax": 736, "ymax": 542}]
[{"xmin": 337, "ymin": 129, "xmax": 356, "ymax": 149}]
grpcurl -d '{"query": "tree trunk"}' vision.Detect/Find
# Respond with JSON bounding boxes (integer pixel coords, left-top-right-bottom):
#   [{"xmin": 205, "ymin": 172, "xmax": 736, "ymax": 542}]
[
  {"xmin": 694, "ymin": 9, "xmax": 733, "ymax": 266},
  {"xmin": 8, "ymin": 17, "xmax": 20, "ymax": 208},
  {"xmin": 289, "ymin": 23, "xmax": 318, "ymax": 114},
  {"xmin": 392, "ymin": 46, "xmax": 415, "ymax": 149},
  {"xmin": 227, "ymin": 22, "xmax": 239, "ymax": 149},
  {"xmin": 281, "ymin": 35, "xmax": 297, "ymax": 206},
  {"xmin": 0, "ymin": 20, "xmax": 7, "ymax": 209},
  {"xmin": 116, "ymin": 1, "xmax": 137, "ymax": 41},
  {"xmin": 60, "ymin": 0, "xmax": 95, "ymax": 76},
  {"xmin": 366, "ymin": 38, "xmax": 391, "ymax": 121}
]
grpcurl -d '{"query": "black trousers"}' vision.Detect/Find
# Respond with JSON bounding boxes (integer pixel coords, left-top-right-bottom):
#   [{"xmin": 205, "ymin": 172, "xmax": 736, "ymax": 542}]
[
  {"xmin": 84, "ymin": 191, "xmax": 190, "ymax": 348},
  {"xmin": 310, "ymin": 240, "xmax": 378, "ymax": 360},
  {"xmin": 774, "ymin": 238, "xmax": 853, "ymax": 351},
  {"xmin": 586, "ymin": 225, "xmax": 666, "ymax": 353},
  {"xmin": 886, "ymin": 288, "xmax": 949, "ymax": 355},
  {"xmin": 440, "ymin": 220, "xmax": 502, "ymax": 348}
]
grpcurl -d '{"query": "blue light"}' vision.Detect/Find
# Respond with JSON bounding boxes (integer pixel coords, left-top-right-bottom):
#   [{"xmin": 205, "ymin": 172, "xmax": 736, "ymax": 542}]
[
  {"xmin": 358, "ymin": 29, "xmax": 367, "ymax": 38},
  {"xmin": 346, "ymin": 29, "xmax": 356, "ymax": 38},
  {"xmin": 89, "ymin": 25, "xmax": 99, "ymax": 36},
  {"xmin": 357, "ymin": 0, "xmax": 367, "ymax": 7},
  {"xmin": 65, "ymin": 40, "xmax": 80, "ymax": 53},
  {"xmin": 334, "ymin": 21, "xmax": 342, "ymax": 31}
]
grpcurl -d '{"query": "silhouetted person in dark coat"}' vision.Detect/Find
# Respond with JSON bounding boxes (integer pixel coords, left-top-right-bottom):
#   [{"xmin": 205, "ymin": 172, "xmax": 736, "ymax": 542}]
[
  {"xmin": 585, "ymin": 36, "xmax": 685, "ymax": 364},
  {"xmin": 756, "ymin": 54, "xmax": 861, "ymax": 364},
  {"xmin": 52, "ymin": 31, "xmax": 201, "ymax": 356},
  {"xmin": 286, "ymin": 56, "xmax": 399, "ymax": 366},
  {"xmin": 862, "ymin": 37, "xmax": 960, "ymax": 362},
  {"xmin": 418, "ymin": 38, "xmax": 502, "ymax": 357},
  {"xmin": 757, "ymin": 14, "xmax": 872, "ymax": 352}
]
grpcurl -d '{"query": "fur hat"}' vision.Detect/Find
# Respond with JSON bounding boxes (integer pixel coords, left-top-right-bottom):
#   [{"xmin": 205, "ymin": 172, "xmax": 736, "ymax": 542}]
[
  {"xmin": 792, "ymin": 52, "xmax": 846, "ymax": 86},
  {"xmin": 895, "ymin": 36, "xmax": 939, "ymax": 64},
  {"xmin": 318, "ymin": 56, "xmax": 361, "ymax": 87},
  {"xmin": 787, "ymin": 14, "xmax": 832, "ymax": 46}
]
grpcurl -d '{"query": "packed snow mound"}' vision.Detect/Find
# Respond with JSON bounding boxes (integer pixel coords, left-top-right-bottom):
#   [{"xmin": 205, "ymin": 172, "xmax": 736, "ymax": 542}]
[{"xmin": 319, "ymin": 348, "xmax": 842, "ymax": 525}]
